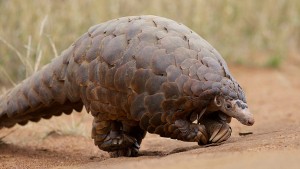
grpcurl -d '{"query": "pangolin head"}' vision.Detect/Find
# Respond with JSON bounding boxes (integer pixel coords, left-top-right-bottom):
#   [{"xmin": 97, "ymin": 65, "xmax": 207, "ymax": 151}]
[{"xmin": 213, "ymin": 95, "xmax": 254, "ymax": 126}]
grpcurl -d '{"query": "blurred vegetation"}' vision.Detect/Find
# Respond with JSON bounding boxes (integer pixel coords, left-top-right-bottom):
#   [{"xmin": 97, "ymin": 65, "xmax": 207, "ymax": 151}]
[{"xmin": 0, "ymin": 0, "xmax": 299, "ymax": 87}]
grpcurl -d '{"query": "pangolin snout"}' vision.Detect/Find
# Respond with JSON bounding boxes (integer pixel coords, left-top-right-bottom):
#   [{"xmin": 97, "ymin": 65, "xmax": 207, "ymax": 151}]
[
  {"xmin": 234, "ymin": 107, "xmax": 255, "ymax": 126},
  {"xmin": 246, "ymin": 118, "xmax": 255, "ymax": 126}
]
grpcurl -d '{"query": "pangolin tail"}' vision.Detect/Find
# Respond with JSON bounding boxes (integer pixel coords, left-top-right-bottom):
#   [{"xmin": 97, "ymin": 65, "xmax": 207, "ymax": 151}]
[{"xmin": 0, "ymin": 45, "xmax": 84, "ymax": 128}]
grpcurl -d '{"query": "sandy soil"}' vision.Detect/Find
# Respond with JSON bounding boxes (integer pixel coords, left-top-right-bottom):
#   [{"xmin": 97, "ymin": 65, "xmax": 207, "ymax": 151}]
[{"xmin": 1, "ymin": 65, "xmax": 300, "ymax": 169}]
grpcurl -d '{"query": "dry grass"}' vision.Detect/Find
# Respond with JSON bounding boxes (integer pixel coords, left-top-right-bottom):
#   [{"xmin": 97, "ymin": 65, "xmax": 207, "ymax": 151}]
[
  {"xmin": 0, "ymin": 112, "xmax": 92, "ymax": 143},
  {"xmin": 0, "ymin": 0, "xmax": 299, "ymax": 87},
  {"xmin": 1, "ymin": 0, "xmax": 300, "ymax": 136},
  {"xmin": 41, "ymin": 112, "xmax": 92, "ymax": 138},
  {"xmin": 0, "ymin": 0, "xmax": 299, "ymax": 143}
]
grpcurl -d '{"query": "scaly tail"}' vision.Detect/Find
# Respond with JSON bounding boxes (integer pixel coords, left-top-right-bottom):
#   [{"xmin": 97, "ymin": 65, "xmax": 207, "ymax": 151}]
[{"xmin": 0, "ymin": 43, "xmax": 85, "ymax": 128}]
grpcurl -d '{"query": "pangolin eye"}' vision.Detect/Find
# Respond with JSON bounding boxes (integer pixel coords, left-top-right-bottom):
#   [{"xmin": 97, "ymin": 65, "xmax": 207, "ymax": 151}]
[{"xmin": 226, "ymin": 104, "xmax": 232, "ymax": 109}]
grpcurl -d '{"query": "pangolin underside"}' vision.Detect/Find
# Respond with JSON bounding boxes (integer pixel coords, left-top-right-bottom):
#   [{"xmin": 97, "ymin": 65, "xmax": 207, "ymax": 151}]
[{"xmin": 0, "ymin": 15, "xmax": 254, "ymax": 157}]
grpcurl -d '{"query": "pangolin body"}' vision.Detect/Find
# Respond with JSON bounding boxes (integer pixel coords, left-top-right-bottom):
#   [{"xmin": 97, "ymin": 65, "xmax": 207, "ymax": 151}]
[{"xmin": 0, "ymin": 16, "xmax": 253, "ymax": 157}]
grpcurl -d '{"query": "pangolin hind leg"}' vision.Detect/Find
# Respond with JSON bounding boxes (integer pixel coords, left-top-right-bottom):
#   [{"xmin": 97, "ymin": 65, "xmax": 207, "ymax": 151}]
[
  {"xmin": 108, "ymin": 122, "xmax": 146, "ymax": 157},
  {"xmin": 92, "ymin": 118, "xmax": 146, "ymax": 157}
]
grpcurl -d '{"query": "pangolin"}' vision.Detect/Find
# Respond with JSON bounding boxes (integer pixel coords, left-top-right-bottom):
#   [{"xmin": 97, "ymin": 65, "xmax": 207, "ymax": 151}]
[{"xmin": 0, "ymin": 15, "xmax": 254, "ymax": 157}]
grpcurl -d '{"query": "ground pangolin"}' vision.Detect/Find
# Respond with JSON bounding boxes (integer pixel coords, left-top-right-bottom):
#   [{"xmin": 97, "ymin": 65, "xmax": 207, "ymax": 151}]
[{"xmin": 0, "ymin": 15, "xmax": 254, "ymax": 157}]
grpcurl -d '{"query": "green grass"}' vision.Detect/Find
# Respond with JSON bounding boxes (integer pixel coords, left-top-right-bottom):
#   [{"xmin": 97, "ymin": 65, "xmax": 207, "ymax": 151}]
[
  {"xmin": 0, "ymin": 0, "xmax": 300, "ymax": 87},
  {"xmin": 265, "ymin": 55, "xmax": 283, "ymax": 68}
]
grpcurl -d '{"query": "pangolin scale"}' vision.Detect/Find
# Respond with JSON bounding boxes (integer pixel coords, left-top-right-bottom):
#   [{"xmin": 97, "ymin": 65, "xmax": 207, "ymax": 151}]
[{"xmin": 0, "ymin": 15, "xmax": 254, "ymax": 157}]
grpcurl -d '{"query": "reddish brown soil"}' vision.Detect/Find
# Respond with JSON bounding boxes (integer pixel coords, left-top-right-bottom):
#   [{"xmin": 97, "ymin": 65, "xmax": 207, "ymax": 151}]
[{"xmin": 1, "ymin": 65, "xmax": 300, "ymax": 169}]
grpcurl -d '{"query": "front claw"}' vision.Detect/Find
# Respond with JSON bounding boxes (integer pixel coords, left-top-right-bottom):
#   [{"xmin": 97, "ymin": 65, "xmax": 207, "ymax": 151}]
[
  {"xmin": 193, "ymin": 125, "xmax": 209, "ymax": 145},
  {"xmin": 207, "ymin": 121, "xmax": 232, "ymax": 143}
]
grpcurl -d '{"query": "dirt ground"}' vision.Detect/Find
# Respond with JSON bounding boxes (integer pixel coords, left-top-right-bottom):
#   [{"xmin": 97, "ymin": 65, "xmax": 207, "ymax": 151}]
[{"xmin": 1, "ymin": 65, "xmax": 300, "ymax": 169}]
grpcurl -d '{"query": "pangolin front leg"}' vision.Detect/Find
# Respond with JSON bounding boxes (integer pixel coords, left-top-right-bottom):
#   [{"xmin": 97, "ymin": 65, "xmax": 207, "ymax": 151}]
[
  {"xmin": 200, "ymin": 115, "xmax": 232, "ymax": 144},
  {"xmin": 141, "ymin": 109, "xmax": 232, "ymax": 145},
  {"xmin": 173, "ymin": 119, "xmax": 208, "ymax": 144},
  {"xmin": 139, "ymin": 111, "xmax": 209, "ymax": 145},
  {"xmin": 147, "ymin": 118, "xmax": 231, "ymax": 145}
]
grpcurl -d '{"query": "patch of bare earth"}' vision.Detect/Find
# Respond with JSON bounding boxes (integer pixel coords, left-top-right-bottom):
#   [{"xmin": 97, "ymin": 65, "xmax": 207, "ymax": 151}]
[{"xmin": 1, "ymin": 65, "xmax": 300, "ymax": 169}]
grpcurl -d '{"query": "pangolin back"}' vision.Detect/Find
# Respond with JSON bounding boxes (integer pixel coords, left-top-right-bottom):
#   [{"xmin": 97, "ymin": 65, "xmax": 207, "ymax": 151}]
[{"xmin": 0, "ymin": 15, "xmax": 245, "ymax": 129}]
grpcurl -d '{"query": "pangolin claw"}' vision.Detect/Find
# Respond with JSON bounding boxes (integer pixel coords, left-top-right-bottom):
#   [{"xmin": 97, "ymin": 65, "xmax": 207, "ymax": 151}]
[{"xmin": 208, "ymin": 123, "xmax": 232, "ymax": 143}]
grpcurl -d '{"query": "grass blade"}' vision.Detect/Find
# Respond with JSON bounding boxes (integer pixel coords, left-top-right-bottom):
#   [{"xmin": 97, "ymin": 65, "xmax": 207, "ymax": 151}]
[
  {"xmin": 0, "ymin": 67, "xmax": 16, "ymax": 86},
  {"xmin": 0, "ymin": 36, "xmax": 33, "ymax": 73}
]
